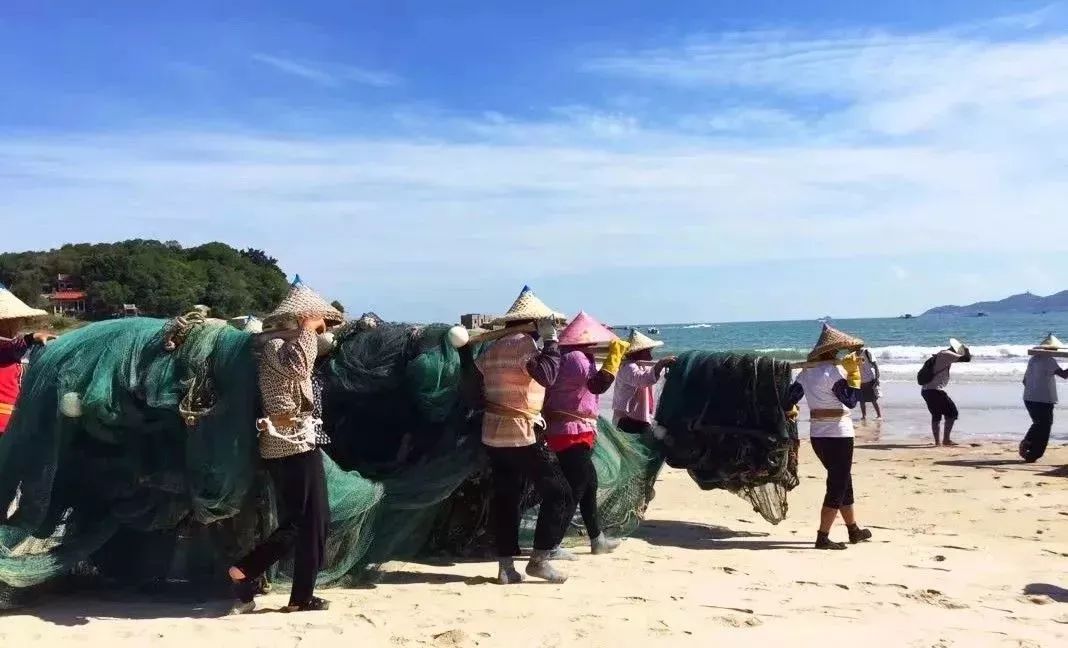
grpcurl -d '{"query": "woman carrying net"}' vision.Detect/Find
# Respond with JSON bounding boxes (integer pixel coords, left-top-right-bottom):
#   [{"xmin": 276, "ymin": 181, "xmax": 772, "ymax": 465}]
[{"xmin": 785, "ymin": 324, "xmax": 873, "ymax": 550}]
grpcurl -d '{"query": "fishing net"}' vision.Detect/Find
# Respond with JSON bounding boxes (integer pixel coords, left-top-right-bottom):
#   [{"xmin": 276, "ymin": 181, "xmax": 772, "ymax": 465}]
[
  {"xmin": 656, "ymin": 352, "xmax": 799, "ymax": 524},
  {"xmin": 0, "ymin": 318, "xmax": 661, "ymax": 608}
]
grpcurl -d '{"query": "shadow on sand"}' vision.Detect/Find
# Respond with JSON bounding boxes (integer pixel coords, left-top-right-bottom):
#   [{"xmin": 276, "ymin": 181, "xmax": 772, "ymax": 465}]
[
  {"xmin": 1024, "ymin": 583, "xmax": 1068, "ymax": 602},
  {"xmin": 633, "ymin": 519, "xmax": 808, "ymax": 551}
]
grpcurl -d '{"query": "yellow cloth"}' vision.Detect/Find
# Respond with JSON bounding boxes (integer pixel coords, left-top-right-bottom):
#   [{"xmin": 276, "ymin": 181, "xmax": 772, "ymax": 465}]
[
  {"xmin": 785, "ymin": 405, "xmax": 799, "ymax": 421},
  {"xmin": 840, "ymin": 352, "xmax": 862, "ymax": 389},
  {"xmin": 600, "ymin": 339, "xmax": 631, "ymax": 376}
]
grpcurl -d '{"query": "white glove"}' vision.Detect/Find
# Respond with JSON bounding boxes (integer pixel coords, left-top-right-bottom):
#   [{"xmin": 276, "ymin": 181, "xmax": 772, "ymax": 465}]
[{"xmin": 536, "ymin": 318, "xmax": 559, "ymax": 343}]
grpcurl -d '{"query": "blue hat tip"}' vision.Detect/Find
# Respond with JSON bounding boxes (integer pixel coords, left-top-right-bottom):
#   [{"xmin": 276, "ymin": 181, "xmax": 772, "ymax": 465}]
[{"xmin": 292, "ymin": 274, "xmax": 303, "ymax": 287}]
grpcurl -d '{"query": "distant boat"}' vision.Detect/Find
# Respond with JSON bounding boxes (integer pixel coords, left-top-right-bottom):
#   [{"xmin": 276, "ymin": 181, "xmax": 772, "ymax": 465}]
[
  {"xmin": 817, "ymin": 316, "xmax": 831, "ymax": 323},
  {"xmin": 647, "ymin": 327, "xmax": 660, "ymax": 334},
  {"xmin": 975, "ymin": 312, "xmax": 988, "ymax": 317},
  {"xmin": 901, "ymin": 314, "xmax": 914, "ymax": 319}
]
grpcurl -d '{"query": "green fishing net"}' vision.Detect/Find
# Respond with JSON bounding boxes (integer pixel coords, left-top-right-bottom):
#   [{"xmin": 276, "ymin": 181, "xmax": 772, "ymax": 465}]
[
  {"xmin": 656, "ymin": 351, "xmax": 799, "ymax": 524},
  {"xmin": 0, "ymin": 318, "xmax": 661, "ymax": 608}
]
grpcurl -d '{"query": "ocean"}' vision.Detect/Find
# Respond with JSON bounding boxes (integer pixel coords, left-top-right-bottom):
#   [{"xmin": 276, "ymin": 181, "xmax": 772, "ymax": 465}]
[{"xmin": 632, "ymin": 313, "xmax": 1068, "ymax": 383}]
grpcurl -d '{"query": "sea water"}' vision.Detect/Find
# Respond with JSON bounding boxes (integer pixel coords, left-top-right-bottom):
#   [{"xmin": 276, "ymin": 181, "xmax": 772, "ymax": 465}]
[{"xmin": 633, "ymin": 313, "xmax": 1068, "ymax": 383}]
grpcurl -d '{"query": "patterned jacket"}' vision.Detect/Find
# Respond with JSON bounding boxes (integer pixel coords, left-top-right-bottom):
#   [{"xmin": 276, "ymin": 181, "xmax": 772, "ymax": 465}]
[{"xmin": 257, "ymin": 329, "xmax": 318, "ymax": 459}]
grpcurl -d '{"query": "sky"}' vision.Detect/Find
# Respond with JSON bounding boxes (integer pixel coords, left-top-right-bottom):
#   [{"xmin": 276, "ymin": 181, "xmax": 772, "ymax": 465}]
[{"xmin": 2, "ymin": 1, "xmax": 1068, "ymax": 323}]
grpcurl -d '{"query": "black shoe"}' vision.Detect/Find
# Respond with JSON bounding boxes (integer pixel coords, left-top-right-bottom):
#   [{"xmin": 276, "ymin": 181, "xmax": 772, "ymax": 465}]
[
  {"xmin": 815, "ymin": 535, "xmax": 847, "ymax": 550},
  {"xmin": 286, "ymin": 596, "xmax": 330, "ymax": 612},
  {"xmin": 232, "ymin": 578, "xmax": 256, "ymax": 604},
  {"xmin": 848, "ymin": 526, "xmax": 873, "ymax": 544}
]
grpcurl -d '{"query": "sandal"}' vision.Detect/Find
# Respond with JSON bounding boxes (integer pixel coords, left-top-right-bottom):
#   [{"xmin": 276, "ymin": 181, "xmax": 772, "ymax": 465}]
[{"xmin": 285, "ymin": 596, "xmax": 331, "ymax": 612}]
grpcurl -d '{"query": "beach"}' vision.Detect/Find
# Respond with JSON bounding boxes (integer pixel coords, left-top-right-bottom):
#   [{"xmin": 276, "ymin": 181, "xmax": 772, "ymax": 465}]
[{"xmin": 3, "ymin": 430, "xmax": 1065, "ymax": 647}]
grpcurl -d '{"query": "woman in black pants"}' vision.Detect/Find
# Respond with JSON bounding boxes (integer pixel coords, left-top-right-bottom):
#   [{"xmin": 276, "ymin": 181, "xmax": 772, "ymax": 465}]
[{"xmin": 786, "ymin": 324, "xmax": 874, "ymax": 550}]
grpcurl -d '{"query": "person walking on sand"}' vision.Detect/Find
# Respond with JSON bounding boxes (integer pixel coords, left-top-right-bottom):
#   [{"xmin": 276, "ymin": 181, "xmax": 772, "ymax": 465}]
[
  {"xmin": 472, "ymin": 286, "xmax": 573, "ymax": 585},
  {"xmin": 1019, "ymin": 334, "xmax": 1068, "ymax": 463},
  {"xmin": 919, "ymin": 338, "xmax": 971, "ymax": 447},
  {"xmin": 785, "ymin": 324, "xmax": 873, "ymax": 550},
  {"xmin": 612, "ymin": 329, "xmax": 675, "ymax": 436},
  {"xmin": 543, "ymin": 312, "xmax": 630, "ymax": 559},
  {"xmin": 857, "ymin": 348, "xmax": 882, "ymax": 420},
  {"xmin": 228, "ymin": 277, "xmax": 344, "ymax": 614}
]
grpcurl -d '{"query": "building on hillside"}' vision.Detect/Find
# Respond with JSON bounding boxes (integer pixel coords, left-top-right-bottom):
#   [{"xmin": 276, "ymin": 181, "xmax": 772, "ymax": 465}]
[
  {"xmin": 122, "ymin": 304, "xmax": 139, "ymax": 317},
  {"xmin": 460, "ymin": 313, "xmax": 495, "ymax": 329},
  {"xmin": 45, "ymin": 274, "xmax": 86, "ymax": 316}
]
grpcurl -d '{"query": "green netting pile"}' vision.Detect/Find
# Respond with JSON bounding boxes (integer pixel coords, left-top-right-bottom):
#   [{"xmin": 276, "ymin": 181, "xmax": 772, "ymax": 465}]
[
  {"xmin": 0, "ymin": 318, "xmax": 661, "ymax": 609},
  {"xmin": 656, "ymin": 352, "xmax": 799, "ymax": 524}
]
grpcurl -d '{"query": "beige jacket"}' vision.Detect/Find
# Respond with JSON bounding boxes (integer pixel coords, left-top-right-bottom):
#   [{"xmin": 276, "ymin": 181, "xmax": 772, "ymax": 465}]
[{"xmin": 257, "ymin": 329, "xmax": 318, "ymax": 459}]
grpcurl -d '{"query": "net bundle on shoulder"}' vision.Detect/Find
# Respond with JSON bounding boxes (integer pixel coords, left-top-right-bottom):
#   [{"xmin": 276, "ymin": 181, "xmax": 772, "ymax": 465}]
[
  {"xmin": 655, "ymin": 352, "xmax": 799, "ymax": 524},
  {"xmin": 0, "ymin": 318, "xmax": 661, "ymax": 608}
]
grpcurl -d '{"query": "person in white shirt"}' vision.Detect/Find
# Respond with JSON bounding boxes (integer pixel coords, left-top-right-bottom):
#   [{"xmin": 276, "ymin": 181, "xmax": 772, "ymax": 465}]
[
  {"xmin": 1020, "ymin": 334, "xmax": 1068, "ymax": 463},
  {"xmin": 784, "ymin": 324, "xmax": 872, "ymax": 550},
  {"xmin": 920, "ymin": 339, "xmax": 971, "ymax": 446}
]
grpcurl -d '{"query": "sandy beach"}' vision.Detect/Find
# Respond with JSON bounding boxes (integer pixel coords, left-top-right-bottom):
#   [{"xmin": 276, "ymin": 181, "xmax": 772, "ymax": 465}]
[{"xmin": 3, "ymin": 431, "xmax": 1065, "ymax": 648}]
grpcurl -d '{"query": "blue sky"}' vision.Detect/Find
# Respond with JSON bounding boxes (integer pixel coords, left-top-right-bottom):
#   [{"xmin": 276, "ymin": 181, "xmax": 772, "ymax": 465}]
[{"xmin": 3, "ymin": 1, "xmax": 1068, "ymax": 323}]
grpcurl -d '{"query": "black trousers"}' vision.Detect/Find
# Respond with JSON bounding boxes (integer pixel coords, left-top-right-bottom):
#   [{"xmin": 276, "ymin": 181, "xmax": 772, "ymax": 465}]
[
  {"xmin": 810, "ymin": 437, "xmax": 855, "ymax": 509},
  {"xmin": 921, "ymin": 389, "xmax": 959, "ymax": 423},
  {"xmin": 617, "ymin": 417, "xmax": 653, "ymax": 436},
  {"xmin": 1022, "ymin": 401, "xmax": 1054, "ymax": 462},
  {"xmin": 235, "ymin": 449, "xmax": 329, "ymax": 606},
  {"xmin": 487, "ymin": 442, "xmax": 573, "ymax": 557},
  {"xmin": 555, "ymin": 445, "xmax": 601, "ymax": 540}
]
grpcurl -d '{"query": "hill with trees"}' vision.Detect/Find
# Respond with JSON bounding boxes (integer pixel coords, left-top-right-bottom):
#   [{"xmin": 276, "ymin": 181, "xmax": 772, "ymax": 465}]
[
  {"xmin": 0, "ymin": 240, "xmax": 290, "ymax": 319},
  {"xmin": 922, "ymin": 291, "xmax": 1068, "ymax": 316}
]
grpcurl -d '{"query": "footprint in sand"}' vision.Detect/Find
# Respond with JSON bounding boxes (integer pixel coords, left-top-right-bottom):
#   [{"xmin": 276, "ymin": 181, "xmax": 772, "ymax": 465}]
[{"xmin": 903, "ymin": 589, "xmax": 968, "ymax": 609}]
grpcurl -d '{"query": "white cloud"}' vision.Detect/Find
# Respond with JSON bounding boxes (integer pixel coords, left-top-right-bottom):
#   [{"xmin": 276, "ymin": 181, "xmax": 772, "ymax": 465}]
[
  {"xmin": 251, "ymin": 53, "xmax": 400, "ymax": 88},
  {"xmin": 3, "ymin": 11, "xmax": 1068, "ymax": 320}
]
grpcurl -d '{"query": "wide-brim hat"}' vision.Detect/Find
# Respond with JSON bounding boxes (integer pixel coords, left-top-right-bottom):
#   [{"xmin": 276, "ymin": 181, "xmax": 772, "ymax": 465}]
[
  {"xmin": 625, "ymin": 329, "xmax": 664, "ymax": 355},
  {"xmin": 1035, "ymin": 333, "xmax": 1064, "ymax": 350},
  {"xmin": 263, "ymin": 275, "xmax": 344, "ymax": 329},
  {"xmin": 807, "ymin": 323, "xmax": 864, "ymax": 361},
  {"xmin": 0, "ymin": 283, "xmax": 47, "ymax": 321},
  {"xmin": 558, "ymin": 311, "xmax": 618, "ymax": 347},
  {"xmin": 490, "ymin": 285, "xmax": 565, "ymax": 326},
  {"xmin": 949, "ymin": 337, "xmax": 965, "ymax": 354}
]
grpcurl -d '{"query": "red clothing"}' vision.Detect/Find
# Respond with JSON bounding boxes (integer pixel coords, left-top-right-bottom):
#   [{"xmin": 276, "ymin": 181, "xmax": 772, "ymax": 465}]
[
  {"xmin": 546, "ymin": 430, "xmax": 595, "ymax": 453},
  {"xmin": 0, "ymin": 335, "xmax": 30, "ymax": 434}
]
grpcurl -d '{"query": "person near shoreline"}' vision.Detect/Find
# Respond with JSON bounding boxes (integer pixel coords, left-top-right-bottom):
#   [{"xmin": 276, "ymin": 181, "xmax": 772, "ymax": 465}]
[
  {"xmin": 473, "ymin": 286, "xmax": 572, "ymax": 585},
  {"xmin": 1020, "ymin": 333, "xmax": 1068, "ymax": 463},
  {"xmin": 543, "ymin": 312, "xmax": 629, "ymax": 559},
  {"xmin": 919, "ymin": 339, "xmax": 971, "ymax": 447},
  {"xmin": 228, "ymin": 278, "xmax": 344, "ymax": 614},
  {"xmin": 857, "ymin": 348, "xmax": 882, "ymax": 420},
  {"xmin": 785, "ymin": 323, "xmax": 873, "ymax": 550},
  {"xmin": 612, "ymin": 329, "xmax": 675, "ymax": 436},
  {"xmin": 0, "ymin": 284, "xmax": 54, "ymax": 436}
]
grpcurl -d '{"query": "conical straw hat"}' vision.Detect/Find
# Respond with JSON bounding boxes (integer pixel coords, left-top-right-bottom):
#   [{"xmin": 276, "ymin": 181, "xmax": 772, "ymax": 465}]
[
  {"xmin": 807, "ymin": 323, "xmax": 864, "ymax": 361},
  {"xmin": 625, "ymin": 329, "xmax": 664, "ymax": 355},
  {"xmin": 1036, "ymin": 332, "xmax": 1064, "ymax": 350},
  {"xmin": 263, "ymin": 275, "xmax": 344, "ymax": 329},
  {"xmin": 558, "ymin": 311, "xmax": 618, "ymax": 347},
  {"xmin": 0, "ymin": 283, "xmax": 47, "ymax": 321},
  {"xmin": 491, "ymin": 285, "xmax": 565, "ymax": 325}
]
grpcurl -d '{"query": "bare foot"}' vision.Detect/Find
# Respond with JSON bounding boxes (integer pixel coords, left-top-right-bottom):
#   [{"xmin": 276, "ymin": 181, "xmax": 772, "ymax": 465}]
[{"xmin": 943, "ymin": 440, "xmax": 959, "ymax": 447}]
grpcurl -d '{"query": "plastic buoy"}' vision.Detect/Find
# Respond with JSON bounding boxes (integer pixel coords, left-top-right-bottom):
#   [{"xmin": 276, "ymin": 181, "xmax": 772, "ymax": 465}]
[
  {"xmin": 447, "ymin": 326, "xmax": 470, "ymax": 348},
  {"xmin": 59, "ymin": 392, "xmax": 83, "ymax": 418}
]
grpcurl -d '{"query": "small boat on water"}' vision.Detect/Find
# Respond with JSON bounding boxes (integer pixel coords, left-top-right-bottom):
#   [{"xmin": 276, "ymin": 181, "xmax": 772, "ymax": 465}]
[
  {"xmin": 901, "ymin": 313, "xmax": 914, "ymax": 319},
  {"xmin": 647, "ymin": 327, "xmax": 660, "ymax": 335},
  {"xmin": 976, "ymin": 312, "xmax": 988, "ymax": 317}
]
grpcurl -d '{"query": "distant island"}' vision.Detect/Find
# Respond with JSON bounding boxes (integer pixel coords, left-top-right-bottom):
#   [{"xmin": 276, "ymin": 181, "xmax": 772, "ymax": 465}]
[{"xmin": 923, "ymin": 291, "xmax": 1068, "ymax": 316}]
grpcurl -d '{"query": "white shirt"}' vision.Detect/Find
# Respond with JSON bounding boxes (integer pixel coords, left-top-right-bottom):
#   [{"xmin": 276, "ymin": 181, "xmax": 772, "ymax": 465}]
[
  {"xmin": 922, "ymin": 350, "xmax": 963, "ymax": 391},
  {"xmin": 859, "ymin": 358, "xmax": 878, "ymax": 383},
  {"xmin": 1023, "ymin": 356, "xmax": 1064, "ymax": 404},
  {"xmin": 795, "ymin": 363, "xmax": 855, "ymax": 438}
]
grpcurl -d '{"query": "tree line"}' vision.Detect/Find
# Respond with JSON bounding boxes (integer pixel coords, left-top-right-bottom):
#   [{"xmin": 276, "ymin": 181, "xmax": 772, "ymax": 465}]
[{"xmin": 0, "ymin": 240, "xmax": 294, "ymax": 320}]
